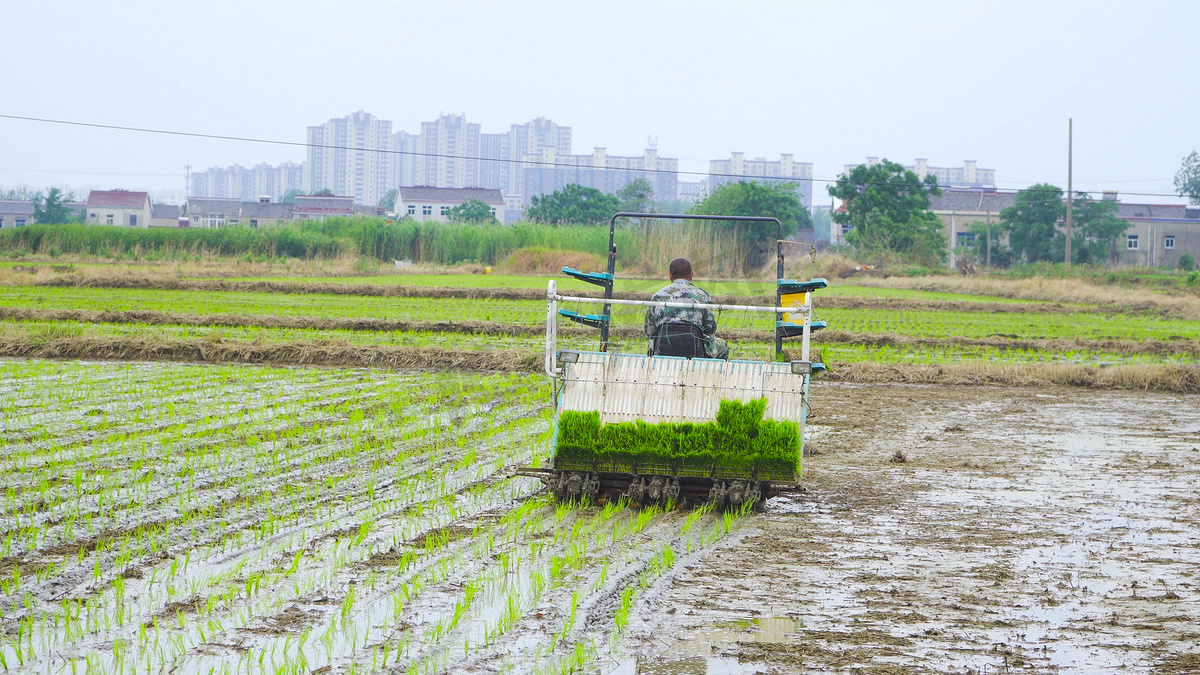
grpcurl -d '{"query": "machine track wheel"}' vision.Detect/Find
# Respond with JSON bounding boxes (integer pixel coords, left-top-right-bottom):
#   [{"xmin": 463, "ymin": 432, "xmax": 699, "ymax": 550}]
[{"xmin": 550, "ymin": 470, "xmax": 600, "ymax": 504}]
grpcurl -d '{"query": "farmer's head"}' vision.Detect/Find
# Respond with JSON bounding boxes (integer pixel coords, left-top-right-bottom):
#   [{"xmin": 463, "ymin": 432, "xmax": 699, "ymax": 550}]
[{"xmin": 669, "ymin": 258, "xmax": 693, "ymax": 281}]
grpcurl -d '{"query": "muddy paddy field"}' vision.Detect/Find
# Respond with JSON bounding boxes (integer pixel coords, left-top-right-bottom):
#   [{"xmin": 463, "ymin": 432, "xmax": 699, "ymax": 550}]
[
  {"xmin": 624, "ymin": 383, "xmax": 1200, "ymax": 674},
  {"xmin": 3, "ymin": 359, "xmax": 1197, "ymax": 674},
  {"xmin": 3, "ymin": 266, "xmax": 1200, "ymax": 673}
]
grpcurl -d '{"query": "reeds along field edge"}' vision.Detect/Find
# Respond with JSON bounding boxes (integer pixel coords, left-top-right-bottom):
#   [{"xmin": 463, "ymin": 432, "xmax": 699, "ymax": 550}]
[
  {"xmin": 0, "ymin": 219, "xmax": 758, "ymax": 275},
  {"xmin": 555, "ymin": 399, "xmax": 801, "ymax": 478}
]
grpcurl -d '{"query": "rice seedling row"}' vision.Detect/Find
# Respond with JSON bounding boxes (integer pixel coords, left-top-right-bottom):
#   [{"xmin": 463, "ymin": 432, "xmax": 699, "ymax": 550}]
[
  {"xmin": 6, "ymin": 285, "xmax": 1195, "ymax": 342},
  {"xmin": 0, "ymin": 287, "xmax": 548, "ymax": 327},
  {"xmin": 219, "ymin": 274, "xmax": 1056, "ymax": 305},
  {"xmin": 0, "ymin": 361, "xmax": 558, "ymax": 670},
  {"xmin": 1, "ymin": 359, "xmax": 765, "ymax": 673},
  {"xmin": 4, "ymin": 319, "xmax": 1188, "ymax": 376}
]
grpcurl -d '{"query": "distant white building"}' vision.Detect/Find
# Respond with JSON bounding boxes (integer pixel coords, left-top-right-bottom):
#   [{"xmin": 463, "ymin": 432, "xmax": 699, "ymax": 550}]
[
  {"xmin": 391, "ymin": 115, "xmax": 571, "ymax": 208},
  {"xmin": 483, "ymin": 117, "xmax": 572, "ymax": 200},
  {"xmin": 189, "ymin": 162, "xmax": 304, "ymax": 202},
  {"xmin": 398, "ymin": 187, "xmax": 505, "ymax": 223},
  {"xmin": 305, "ymin": 111, "xmax": 393, "ymax": 206},
  {"xmin": 708, "ymin": 153, "xmax": 814, "ymax": 208},
  {"xmin": 0, "ymin": 200, "xmax": 34, "ymax": 228},
  {"xmin": 844, "ymin": 158, "xmax": 996, "ymax": 188},
  {"xmin": 414, "ymin": 114, "xmax": 480, "ymax": 190},
  {"xmin": 389, "ymin": 130, "xmax": 422, "ymax": 190},
  {"xmin": 521, "ymin": 147, "xmax": 678, "ymax": 208},
  {"xmin": 677, "ymin": 179, "xmax": 707, "ymax": 203},
  {"xmin": 86, "ymin": 190, "xmax": 151, "ymax": 227}
]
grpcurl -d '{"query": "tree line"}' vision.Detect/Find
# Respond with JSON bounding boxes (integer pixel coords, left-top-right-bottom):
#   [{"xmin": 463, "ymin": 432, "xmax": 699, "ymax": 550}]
[
  {"xmin": 14, "ymin": 147, "xmax": 1200, "ymax": 272},
  {"xmin": 830, "ymin": 157, "xmax": 1197, "ymax": 271}
]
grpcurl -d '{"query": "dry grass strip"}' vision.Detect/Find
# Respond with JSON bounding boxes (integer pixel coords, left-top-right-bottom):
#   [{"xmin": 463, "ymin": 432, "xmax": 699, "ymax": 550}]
[
  {"xmin": 812, "ymin": 329, "xmax": 1200, "ymax": 358},
  {"xmin": 851, "ymin": 276, "xmax": 1200, "ymax": 320},
  {"xmin": 0, "ymin": 307, "xmax": 551, "ymax": 337},
  {"xmin": 815, "ymin": 360, "xmax": 1200, "ymax": 394},
  {"xmin": 0, "ymin": 336, "xmax": 542, "ymax": 373}
]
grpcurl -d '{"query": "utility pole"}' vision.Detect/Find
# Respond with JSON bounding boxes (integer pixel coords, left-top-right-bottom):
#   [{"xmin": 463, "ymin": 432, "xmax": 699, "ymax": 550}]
[
  {"xmin": 1065, "ymin": 119, "xmax": 1073, "ymax": 266},
  {"xmin": 184, "ymin": 164, "xmax": 191, "ymax": 200},
  {"xmin": 986, "ymin": 208, "xmax": 992, "ymax": 267}
]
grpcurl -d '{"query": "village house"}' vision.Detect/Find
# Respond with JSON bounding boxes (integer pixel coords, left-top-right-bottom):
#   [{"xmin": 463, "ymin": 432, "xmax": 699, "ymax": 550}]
[
  {"xmin": 86, "ymin": 190, "xmax": 151, "ymax": 227},
  {"xmin": 397, "ymin": 187, "xmax": 505, "ymax": 223},
  {"xmin": 185, "ymin": 197, "xmax": 294, "ymax": 228}
]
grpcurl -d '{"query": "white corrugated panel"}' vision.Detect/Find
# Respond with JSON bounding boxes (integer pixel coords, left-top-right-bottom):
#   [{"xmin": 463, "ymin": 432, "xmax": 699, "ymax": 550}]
[
  {"xmin": 762, "ymin": 362, "xmax": 806, "ymax": 423},
  {"xmin": 561, "ymin": 353, "xmax": 806, "ymax": 425}
]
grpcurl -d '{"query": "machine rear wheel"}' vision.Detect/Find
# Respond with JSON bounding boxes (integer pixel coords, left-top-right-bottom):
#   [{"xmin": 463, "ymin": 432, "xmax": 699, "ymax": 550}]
[{"xmin": 546, "ymin": 471, "xmax": 778, "ymax": 510}]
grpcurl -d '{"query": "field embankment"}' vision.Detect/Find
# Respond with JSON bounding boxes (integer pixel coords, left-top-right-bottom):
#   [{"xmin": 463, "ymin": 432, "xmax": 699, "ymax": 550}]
[
  {"xmin": 5, "ymin": 307, "xmax": 1199, "ymax": 359},
  {"xmin": 2, "ymin": 326, "xmax": 1198, "ymax": 393},
  {"xmin": 853, "ymin": 274, "xmax": 1200, "ymax": 320},
  {"xmin": 11, "ymin": 274, "xmax": 1191, "ymax": 318}
]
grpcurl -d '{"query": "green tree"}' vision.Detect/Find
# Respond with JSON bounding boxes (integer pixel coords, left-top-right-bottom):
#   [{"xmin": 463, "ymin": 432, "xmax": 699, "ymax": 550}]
[
  {"xmin": 999, "ymin": 184, "xmax": 1064, "ymax": 263},
  {"xmin": 2, "ymin": 187, "xmax": 33, "ymax": 200},
  {"xmin": 690, "ymin": 180, "xmax": 812, "ymax": 271},
  {"xmin": 963, "ymin": 220, "xmax": 1013, "ymax": 268},
  {"xmin": 32, "ymin": 188, "xmax": 76, "ymax": 224},
  {"xmin": 281, "ymin": 189, "xmax": 306, "ymax": 204},
  {"xmin": 1069, "ymin": 193, "xmax": 1127, "ymax": 265},
  {"xmin": 828, "ymin": 159, "xmax": 945, "ymax": 266},
  {"xmin": 615, "ymin": 178, "xmax": 656, "ymax": 214},
  {"xmin": 312, "ymin": 188, "xmax": 335, "ymax": 197},
  {"xmin": 1175, "ymin": 151, "xmax": 1200, "ymax": 204},
  {"xmin": 994, "ymin": 187, "xmax": 1128, "ymax": 266},
  {"xmin": 379, "ymin": 188, "xmax": 398, "ymax": 211},
  {"xmin": 1179, "ymin": 252, "xmax": 1196, "ymax": 271},
  {"xmin": 447, "ymin": 199, "xmax": 497, "ymax": 224},
  {"xmin": 525, "ymin": 184, "xmax": 620, "ymax": 225}
]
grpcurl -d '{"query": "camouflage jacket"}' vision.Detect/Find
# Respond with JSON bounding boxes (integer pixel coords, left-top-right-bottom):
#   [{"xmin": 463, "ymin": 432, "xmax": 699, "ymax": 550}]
[{"xmin": 643, "ymin": 279, "xmax": 718, "ymax": 338}]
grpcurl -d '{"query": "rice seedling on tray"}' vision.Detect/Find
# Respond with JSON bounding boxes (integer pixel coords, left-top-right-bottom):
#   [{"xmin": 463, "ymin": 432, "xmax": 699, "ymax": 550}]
[{"xmin": 555, "ymin": 398, "xmax": 801, "ymax": 479}]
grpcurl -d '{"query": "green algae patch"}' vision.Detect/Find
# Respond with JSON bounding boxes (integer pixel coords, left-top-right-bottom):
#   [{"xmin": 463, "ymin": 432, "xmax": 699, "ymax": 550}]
[{"xmin": 554, "ymin": 399, "xmax": 800, "ymax": 480}]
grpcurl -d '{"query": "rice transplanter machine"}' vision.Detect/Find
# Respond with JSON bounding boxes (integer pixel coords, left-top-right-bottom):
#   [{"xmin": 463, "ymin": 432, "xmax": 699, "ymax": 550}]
[{"xmin": 519, "ymin": 213, "xmax": 827, "ymax": 510}]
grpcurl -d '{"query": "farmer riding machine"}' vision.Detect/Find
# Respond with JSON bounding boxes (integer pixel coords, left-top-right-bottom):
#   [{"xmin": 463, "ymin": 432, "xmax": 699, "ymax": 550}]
[{"xmin": 519, "ymin": 213, "xmax": 826, "ymax": 511}]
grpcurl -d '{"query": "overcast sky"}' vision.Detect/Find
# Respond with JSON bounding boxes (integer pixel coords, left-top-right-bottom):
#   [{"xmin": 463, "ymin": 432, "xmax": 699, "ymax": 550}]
[{"xmin": 3, "ymin": 0, "xmax": 1198, "ymax": 202}]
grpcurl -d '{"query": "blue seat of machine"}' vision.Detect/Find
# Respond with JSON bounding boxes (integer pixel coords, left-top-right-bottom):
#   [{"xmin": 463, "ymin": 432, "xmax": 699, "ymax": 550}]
[
  {"xmin": 777, "ymin": 277, "xmax": 828, "ymax": 295},
  {"xmin": 777, "ymin": 320, "xmax": 827, "ymax": 337},
  {"xmin": 561, "ymin": 266, "xmax": 613, "ymax": 287},
  {"xmin": 558, "ymin": 309, "xmax": 609, "ymax": 328}
]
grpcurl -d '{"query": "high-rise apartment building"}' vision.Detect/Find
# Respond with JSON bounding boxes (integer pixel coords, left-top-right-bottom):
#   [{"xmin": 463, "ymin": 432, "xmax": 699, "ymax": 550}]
[
  {"xmin": 392, "ymin": 116, "xmax": 571, "ymax": 205},
  {"xmin": 522, "ymin": 147, "xmax": 678, "ymax": 208},
  {"xmin": 189, "ymin": 162, "xmax": 305, "ymax": 202},
  {"xmin": 414, "ymin": 114, "xmax": 480, "ymax": 189},
  {"xmin": 305, "ymin": 111, "xmax": 393, "ymax": 206},
  {"xmin": 490, "ymin": 117, "xmax": 572, "ymax": 198},
  {"xmin": 708, "ymin": 153, "xmax": 814, "ymax": 208},
  {"xmin": 390, "ymin": 131, "xmax": 421, "ymax": 189},
  {"xmin": 843, "ymin": 158, "xmax": 996, "ymax": 188}
]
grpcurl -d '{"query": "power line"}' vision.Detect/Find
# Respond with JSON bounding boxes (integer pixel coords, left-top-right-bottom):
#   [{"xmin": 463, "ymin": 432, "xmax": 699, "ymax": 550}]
[
  {"xmin": 0, "ymin": 166, "xmax": 181, "ymax": 178},
  {"xmin": 0, "ymin": 112, "xmax": 1187, "ymax": 200}
]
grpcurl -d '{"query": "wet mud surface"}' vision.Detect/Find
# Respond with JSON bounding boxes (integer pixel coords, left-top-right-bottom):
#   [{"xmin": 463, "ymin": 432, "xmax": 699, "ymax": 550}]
[
  {"xmin": 6, "ymin": 361, "xmax": 1199, "ymax": 674},
  {"xmin": 619, "ymin": 383, "xmax": 1200, "ymax": 673}
]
